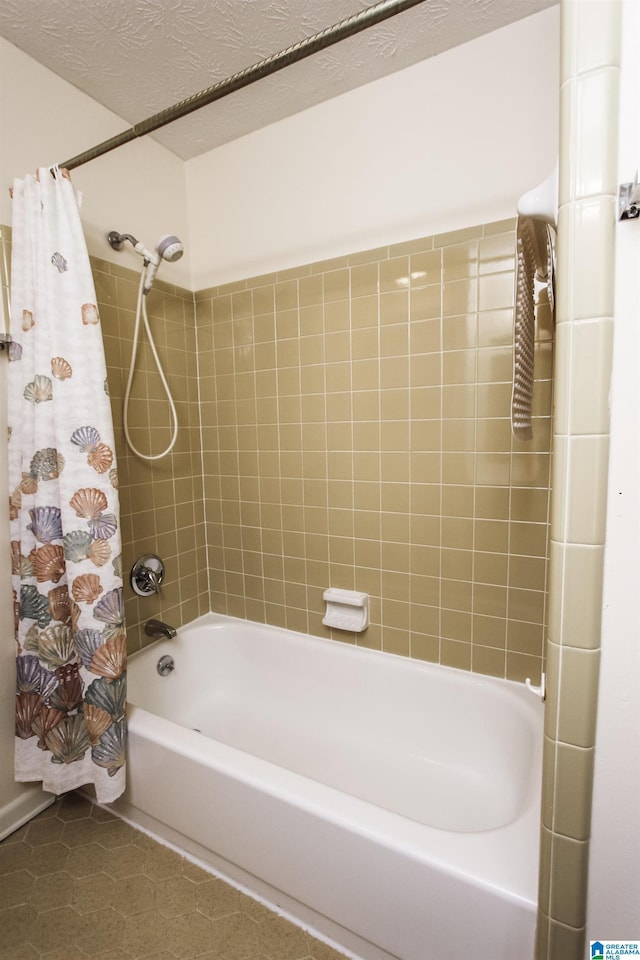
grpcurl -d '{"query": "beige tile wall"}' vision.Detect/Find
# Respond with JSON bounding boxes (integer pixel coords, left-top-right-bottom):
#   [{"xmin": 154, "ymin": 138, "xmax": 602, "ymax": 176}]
[
  {"xmin": 3, "ymin": 217, "xmax": 552, "ymax": 680},
  {"xmin": 92, "ymin": 258, "xmax": 209, "ymax": 653},
  {"xmin": 536, "ymin": 3, "xmax": 621, "ymax": 959},
  {"xmin": 196, "ymin": 219, "xmax": 553, "ymax": 682}
]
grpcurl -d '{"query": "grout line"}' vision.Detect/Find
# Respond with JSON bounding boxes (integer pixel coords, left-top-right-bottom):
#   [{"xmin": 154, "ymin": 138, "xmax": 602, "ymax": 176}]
[
  {"xmin": 193, "ymin": 290, "xmax": 212, "ymax": 614},
  {"xmin": 437, "ymin": 251, "xmax": 444, "ymax": 663}
]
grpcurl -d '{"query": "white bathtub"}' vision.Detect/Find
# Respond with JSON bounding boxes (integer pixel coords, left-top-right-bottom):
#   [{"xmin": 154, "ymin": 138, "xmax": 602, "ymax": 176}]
[{"xmin": 113, "ymin": 612, "xmax": 543, "ymax": 960}]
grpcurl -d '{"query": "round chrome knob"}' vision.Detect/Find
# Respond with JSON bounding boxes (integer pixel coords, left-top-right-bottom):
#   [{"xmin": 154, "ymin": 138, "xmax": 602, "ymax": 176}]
[
  {"xmin": 130, "ymin": 554, "xmax": 165, "ymax": 596},
  {"xmin": 157, "ymin": 655, "xmax": 175, "ymax": 677}
]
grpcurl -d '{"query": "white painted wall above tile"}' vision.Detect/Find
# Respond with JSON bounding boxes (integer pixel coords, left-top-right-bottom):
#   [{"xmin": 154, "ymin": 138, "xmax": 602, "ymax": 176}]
[{"xmin": 186, "ymin": 8, "xmax": 560, "ymax": 288}]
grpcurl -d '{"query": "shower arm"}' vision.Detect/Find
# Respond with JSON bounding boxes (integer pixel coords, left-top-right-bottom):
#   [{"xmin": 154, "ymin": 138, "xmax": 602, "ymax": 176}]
[{"xmin": 58, "ymin": 0, "xmax": 428, "ymax": 171}]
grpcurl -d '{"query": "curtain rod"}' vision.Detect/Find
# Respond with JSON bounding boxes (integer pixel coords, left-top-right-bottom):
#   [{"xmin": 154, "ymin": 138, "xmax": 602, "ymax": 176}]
[{"xmin": 59, "ymin": 0, "xmax": 427, "ymax": 170}]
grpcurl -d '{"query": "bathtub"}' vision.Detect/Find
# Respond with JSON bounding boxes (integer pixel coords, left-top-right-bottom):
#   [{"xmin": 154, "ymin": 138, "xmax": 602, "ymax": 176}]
[{"xmin": 113, "ymin": 612, "xmax": 543, "ymax": 960}]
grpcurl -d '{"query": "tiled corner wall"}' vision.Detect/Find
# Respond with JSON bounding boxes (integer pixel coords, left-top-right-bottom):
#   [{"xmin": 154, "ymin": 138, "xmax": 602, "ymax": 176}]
[
  {"xmin": 91, "ymin": 258, "xmax": 209, "ymax": 653},
  {"xmin": 535, "ymin": 3, "xmax": 621, "ymax": 959},
  {"xmin": 196, "ymin": 219, "xmax": 553, "ymax": 683},
  {"xmin": 2, "ymin": 217, "xmax": 553, "ymax": 679},
  {"xmin": 0, "ymin": 227, "xmax": 209, "ymax": 653}
]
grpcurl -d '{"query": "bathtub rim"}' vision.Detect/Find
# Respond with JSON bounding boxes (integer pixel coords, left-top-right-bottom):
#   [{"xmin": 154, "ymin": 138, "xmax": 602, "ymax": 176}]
[{"xmin": 131, "ymin": 610, "xmax": 539, "ymax": 696}]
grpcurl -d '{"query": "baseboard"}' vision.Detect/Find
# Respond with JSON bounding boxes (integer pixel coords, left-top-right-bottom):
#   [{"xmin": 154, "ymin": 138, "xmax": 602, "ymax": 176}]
[{"xmin": 0, "ymin": 786, "xmax": 55, "ymax": 841}]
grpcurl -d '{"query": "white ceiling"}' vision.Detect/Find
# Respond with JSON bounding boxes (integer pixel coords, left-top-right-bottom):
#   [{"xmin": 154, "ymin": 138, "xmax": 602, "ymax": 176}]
[{"xmin": 0, "ymin": 0, "xmax": 557, "ymax": 161}]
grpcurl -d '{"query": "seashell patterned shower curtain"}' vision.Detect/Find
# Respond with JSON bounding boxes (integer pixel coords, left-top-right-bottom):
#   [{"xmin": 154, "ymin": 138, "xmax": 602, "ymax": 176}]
[{"xmin": 8, "ymin": 167, "xmax": 126, "ymax": 804}]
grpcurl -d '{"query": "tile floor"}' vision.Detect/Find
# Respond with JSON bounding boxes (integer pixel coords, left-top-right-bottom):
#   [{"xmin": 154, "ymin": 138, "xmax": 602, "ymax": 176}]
[{"xmin": 0, "ymin": 793, "xmax": 349, "ymax": 960}]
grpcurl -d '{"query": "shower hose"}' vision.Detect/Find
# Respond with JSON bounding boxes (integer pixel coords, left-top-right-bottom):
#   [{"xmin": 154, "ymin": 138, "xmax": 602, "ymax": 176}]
[{"xmin": 122, "ymin": 268, "xmax": 178, "ymax": 460}]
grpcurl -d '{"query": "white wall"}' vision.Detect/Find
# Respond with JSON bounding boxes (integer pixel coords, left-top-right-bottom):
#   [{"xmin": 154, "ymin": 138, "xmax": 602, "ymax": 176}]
[
  {"xmin": 587, "ymin": 0, "xmax": 640, "ymax": 935},
  {"xmin": 0, "ymin": 38, "xmax": 191, "ymax": 289},
  {"xmin": 186, "ymin": 6, "xmax": 560, "ymax": 289}
]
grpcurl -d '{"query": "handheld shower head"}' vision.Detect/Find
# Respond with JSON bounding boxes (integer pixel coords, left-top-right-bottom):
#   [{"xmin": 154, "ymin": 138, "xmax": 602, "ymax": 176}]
[
  {"xmin": 143, "ymin": 235, "xmax": 184, "ymax": 291},
  {"xmin": 107, "ymin": 230, "xmax": 184, "ymax": 292},
  {"xmin": 156, "ymin": 235, "xmax": 184, "ymax": 263}
]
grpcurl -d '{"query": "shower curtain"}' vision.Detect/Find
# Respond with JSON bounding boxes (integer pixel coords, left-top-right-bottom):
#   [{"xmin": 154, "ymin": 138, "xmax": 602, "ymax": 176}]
[{"xmin": 8, "ymin": 167, "xmax": 126, "ymax": 804}]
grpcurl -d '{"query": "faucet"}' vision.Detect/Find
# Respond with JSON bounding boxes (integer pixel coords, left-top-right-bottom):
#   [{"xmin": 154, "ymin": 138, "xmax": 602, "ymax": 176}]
[{"xmin": 144, "ymin": 619, "xmax": 177, "ymax": 640}]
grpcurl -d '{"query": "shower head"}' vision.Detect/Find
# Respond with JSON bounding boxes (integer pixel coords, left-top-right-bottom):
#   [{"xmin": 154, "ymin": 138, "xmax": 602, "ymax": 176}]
[
  {"xmin": 107, "ymin": 230, "xmax": 184, "ymax": 292},
  {"xmin": 143, "ymin": 235, "xmax": 184, "ymax": 291},
  {"xmin": 156, "ymin": 235, "xmax": 184, "ymax": 263}
]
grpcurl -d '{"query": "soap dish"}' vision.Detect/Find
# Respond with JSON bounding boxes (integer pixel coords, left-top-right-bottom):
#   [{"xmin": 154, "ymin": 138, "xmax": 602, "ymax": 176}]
[{"xmin": 322, "ymin": 588, "xmax": 369, "ymax": 633}]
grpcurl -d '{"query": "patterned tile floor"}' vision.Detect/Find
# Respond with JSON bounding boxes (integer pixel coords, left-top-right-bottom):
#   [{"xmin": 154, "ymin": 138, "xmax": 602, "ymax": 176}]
[{"xmin": 0, "ymin": 793, "xmax": 349, "ymax": 960}]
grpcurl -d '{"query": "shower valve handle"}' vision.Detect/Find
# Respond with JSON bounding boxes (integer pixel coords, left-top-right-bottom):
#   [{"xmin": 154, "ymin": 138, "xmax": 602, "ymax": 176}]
[{"xmin": 130, "ymin": 554, "xmax": 166, "ymax": 597}]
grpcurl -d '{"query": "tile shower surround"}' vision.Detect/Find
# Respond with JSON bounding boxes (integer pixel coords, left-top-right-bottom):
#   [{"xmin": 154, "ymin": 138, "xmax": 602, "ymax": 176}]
[
  {"xmin": 1, "ymin": 217, "xmax": 553, "ymax": 676},
  {"xmin": 195, "ymin": 219, "xmax": 553, "ymax": 683},
  {"xmin": 2, "ymin": 217, "xmax": 556, "ymax": 954}
]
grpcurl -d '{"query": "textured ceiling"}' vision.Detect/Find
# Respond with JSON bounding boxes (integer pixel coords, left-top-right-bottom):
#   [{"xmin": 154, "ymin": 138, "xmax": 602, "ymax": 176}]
[{"xmin": 0, "ymin": 0, "xmax": 557, "ymax": 161}]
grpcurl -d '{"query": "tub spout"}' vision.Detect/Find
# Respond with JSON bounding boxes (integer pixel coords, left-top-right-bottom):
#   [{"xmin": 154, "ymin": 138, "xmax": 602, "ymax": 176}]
[{"xmin": 144, "ymin": 619, "xmax": 177, "ymax": 640}]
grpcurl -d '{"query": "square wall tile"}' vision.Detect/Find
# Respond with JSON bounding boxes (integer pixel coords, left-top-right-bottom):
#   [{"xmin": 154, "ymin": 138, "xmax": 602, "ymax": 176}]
[
  {"xmin": 556, "ymin": 646, "xmax": 601, "ymax": 748},
  {"xmin": 554, "ymin": 435, "xmax": 610, "ymax": 545},
  {"xmin": 567, "ymin": 196, "xmax": 617, "ymax": 321},
  {"xmin": 547, "ymin": 540, "xmax": 604, "ymax": 649},
  {"xmin": 553, "ymin": 319, "xmax": 613, "ymax": 436},
  {"xmin": 548, "ymin": 833, "xmax": 589, "ymax": 928}
]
